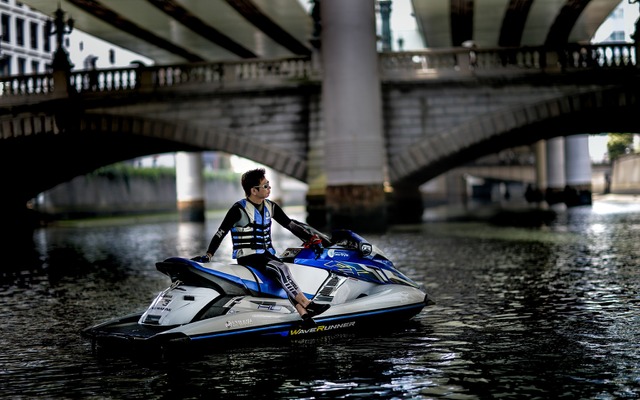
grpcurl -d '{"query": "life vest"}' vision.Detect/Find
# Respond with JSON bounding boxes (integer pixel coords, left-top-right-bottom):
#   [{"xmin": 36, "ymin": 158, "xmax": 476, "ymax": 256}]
[{"xmin": 231, "ymin": 199, "xmax": 276, "ymax": 259}]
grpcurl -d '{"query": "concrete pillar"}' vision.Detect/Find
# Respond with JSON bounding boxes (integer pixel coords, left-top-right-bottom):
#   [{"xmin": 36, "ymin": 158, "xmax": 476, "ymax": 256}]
[
  {"xmin": 320, "ymin": 0, "xmax": 387, "ymax": 232},
  {"xmin": 523, "ymin": 140, "xmax": 546, "ymax": 204},
  {"xmin": 176, "ymin": 152, "xmax": 206, "ymax": 222},
  {"xmin": 545, "ymin": 137, "xmax": 565, "ymax": 205},
  {"xmin": 534, "ymin": 140, "xmax": 547, "ymax": 190},
  {"xmin": 564, "ymin": 134, "xmax": 593, "ymax": 206}
]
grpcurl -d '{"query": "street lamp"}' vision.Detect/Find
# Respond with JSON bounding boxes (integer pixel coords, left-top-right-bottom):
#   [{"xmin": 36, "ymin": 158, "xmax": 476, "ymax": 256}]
[
  {"xmin": 378, "ymin": 1, "xmax": 392, "ymax": 52},
  {"xmin": 629, "ymin": 0, "xmax": 640, "ymax": 66},
  {"xmin": 46, "ymin": 5, "xmax": 74, "ymax": 71}
]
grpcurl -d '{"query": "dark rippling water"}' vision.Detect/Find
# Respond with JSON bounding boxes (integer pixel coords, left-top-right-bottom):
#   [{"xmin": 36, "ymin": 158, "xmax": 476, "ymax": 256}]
[{"xmin": 1, "ymin": 199, "xmax": 640, "ymax": 399}]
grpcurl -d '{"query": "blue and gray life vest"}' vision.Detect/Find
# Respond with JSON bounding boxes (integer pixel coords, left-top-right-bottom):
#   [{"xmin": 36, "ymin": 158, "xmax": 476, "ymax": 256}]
[{"xmin": 231, "ymin": 199, "xmax": 276, "ymax": 258}]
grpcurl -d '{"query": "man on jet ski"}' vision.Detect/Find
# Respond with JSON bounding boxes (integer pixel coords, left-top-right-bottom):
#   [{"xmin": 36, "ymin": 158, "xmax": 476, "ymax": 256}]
[{"xmin": 193, "ymin": 168, "xmax": 330, "ymax": 328}]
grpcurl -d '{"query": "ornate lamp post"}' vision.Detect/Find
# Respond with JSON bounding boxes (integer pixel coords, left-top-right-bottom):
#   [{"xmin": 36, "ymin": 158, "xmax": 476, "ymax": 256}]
[
  {"xmin": 310, "ymin": 0, "xmax": 321, "ymax": 48},
  {"xmin": 630, "ymin": 0, "xmax": 640, "ymax": 66},
  {"xmin": 378, "ymin": 1, "xmax": 392, "ymax": 51},
  {"xmin": 45, "ymin": 6, "xmax": 76, "ymax": 129},
  {"xmin": 47, "ymin": 5, "xmax": 74, "ymax": 71}
]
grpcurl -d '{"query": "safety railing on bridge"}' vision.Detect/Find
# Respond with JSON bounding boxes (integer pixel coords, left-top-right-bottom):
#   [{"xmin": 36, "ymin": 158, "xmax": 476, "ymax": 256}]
[
  {"xmin": 149, "ymin": 57, "xmax": 311, "ymax": 88},
  {"xmin": 70, "ymin": 67, "xmax": 138, "ymax": 92},
  {"xmin": 379, "ymin": 42, "xmax": 637, "ymax": 80},
  {"xmin": 66, "ymin": 57, "xmax": 311, "ymax": 92},
  {"xmin": 0, "ymin": 73, "xmax": 53, "ymax": 96},
  {"xmin": 561, "ymin": 43, "xmax": 636, "ymax": 68},
  {"xmin": 0, "ymin": 57, "xmax": 311, "ymax": 102},
  {"xmin": 0, "ymin": 43, "xmax": 636, "ymax": 102}
]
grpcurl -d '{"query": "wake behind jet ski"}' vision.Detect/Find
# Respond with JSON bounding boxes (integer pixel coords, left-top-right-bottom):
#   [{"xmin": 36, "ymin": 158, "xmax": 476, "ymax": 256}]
[{"xmin": 82, "ymin": 226, "xmax": 434, "ymax": 350}]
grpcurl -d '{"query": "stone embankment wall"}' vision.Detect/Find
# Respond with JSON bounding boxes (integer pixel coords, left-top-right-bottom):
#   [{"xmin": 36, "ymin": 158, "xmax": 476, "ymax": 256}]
[
  {"xmin": 611, "ymin": 154, "xmax": 640, "ymax": 194},
  {"xmin": 36, "ymin": 175, "xmax": 243, "ymax": 218}
]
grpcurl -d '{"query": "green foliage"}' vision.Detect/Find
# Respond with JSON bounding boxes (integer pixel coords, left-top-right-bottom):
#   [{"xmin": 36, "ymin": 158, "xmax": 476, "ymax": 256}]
[
  {"xmin": 91, "ymin": 163, "xmax": 175, "ymax": 181},
  {"xmin": 607, "ymin": 133, "xmax": 634, "ymax": 161},
  {"xmin": 204, "ymin": 169, "xmax": 241, "ymax": 183},
  {"xmin": 90, "ymin": 162, "xmax": 241, "ymax": 182}
]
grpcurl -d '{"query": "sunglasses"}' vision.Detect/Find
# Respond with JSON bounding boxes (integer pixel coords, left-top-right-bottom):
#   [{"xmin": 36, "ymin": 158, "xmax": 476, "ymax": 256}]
[{"xmin": 253, "ymin": 183, "xmax": 271, "ymax": 190}]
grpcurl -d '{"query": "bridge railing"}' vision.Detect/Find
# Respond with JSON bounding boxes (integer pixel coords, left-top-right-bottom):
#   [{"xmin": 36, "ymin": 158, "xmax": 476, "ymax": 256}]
[
  {"xmin": 379, "ymin": 42, "xmax": 637, "ymax": 79},
  {"xmin": 149, "ymin": 57, "xmax": 311, "ymax": 88},
  {"xmin": 0, "ymin": 43, "xmax": 636, "ymax": 103},
  {"xmin": 70, "ymin": 67, "xmax": 138, "ymax": 92},
  {"xmin": 0, "ymin": 73, "xmax": 53, "ymax": 96},
  {"xmin": 0, "ymin": 57, "xmax": 311, "ymax": 102},
  {"xmin": 560, "ymin": 42, "xmax": 636, "ymax": 68}
]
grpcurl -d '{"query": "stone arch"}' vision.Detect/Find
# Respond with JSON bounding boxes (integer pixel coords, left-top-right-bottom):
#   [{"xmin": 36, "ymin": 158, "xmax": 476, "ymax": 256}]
[
  {"xmin": 78, "ymin": 113, "xmax": 308, "ymax": 182},
  {"xmin": 388, "ymin": 84, "xmax": 640, "ymax": 186},
  {"xmin": 0, "ymin": 112, "xmax": 308, "ymax": 205}
]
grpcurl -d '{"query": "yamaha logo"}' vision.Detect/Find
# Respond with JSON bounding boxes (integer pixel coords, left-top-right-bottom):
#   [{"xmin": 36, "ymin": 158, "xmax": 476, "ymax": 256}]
[
  {"xmin": 225, "ymin": 318, "xmax": 253, "ymax": 329},
  {"xmin": 328, "ymin": 249, "xmax": 350, "ymax": 258}
]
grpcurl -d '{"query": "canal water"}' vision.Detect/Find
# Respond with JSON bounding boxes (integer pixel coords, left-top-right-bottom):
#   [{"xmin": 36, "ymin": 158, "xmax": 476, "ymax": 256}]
[{"xmin": 1, "ymin": 198, "xmax": 639, "ymax": 399}]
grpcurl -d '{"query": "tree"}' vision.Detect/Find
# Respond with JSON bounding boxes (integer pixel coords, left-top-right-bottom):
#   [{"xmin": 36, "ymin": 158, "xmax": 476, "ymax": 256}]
[{"xmin": 607, "ymin": 133, "xmax": 633, "ymax": 161}]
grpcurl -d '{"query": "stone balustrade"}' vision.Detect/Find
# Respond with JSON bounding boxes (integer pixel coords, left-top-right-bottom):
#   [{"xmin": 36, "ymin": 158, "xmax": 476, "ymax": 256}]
[{"xmin": 0, "ymin": 43, "xmax": 636, "ymax": 103}]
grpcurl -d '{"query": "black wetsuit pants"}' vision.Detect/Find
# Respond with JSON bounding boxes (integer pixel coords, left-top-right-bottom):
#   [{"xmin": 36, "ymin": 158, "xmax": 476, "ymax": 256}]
[{"xmin": 238, "ymin": 252, "xmax": 303, "ymax": 305}]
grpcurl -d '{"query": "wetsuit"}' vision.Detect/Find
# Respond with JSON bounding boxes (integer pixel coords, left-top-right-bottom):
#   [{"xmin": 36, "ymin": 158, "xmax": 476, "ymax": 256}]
[{"xmin": 206, "ymin": 198, "xmax": 314, "ymax": 304}]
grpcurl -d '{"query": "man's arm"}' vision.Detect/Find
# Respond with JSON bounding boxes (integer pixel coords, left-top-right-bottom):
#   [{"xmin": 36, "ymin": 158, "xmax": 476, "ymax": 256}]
[
  {"xmin": 272, "ymin": 203, "xmax": 314, "ymax": 242},
  {"xmin": 206, "ymin": 205, "xmax": 241, "ymax": 257}
]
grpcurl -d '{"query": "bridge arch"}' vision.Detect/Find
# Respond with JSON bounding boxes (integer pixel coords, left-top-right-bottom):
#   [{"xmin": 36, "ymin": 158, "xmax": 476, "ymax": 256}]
[
  {"xmin": 0, "ymin": 113, "xmax": 307, "ymax": 205},
  {"xmin": 79, "ymin": 114, "xmax": 308, "ymax": 181},
  {"xmin": 388, "ymin": 84, "xmax": 640, "ymax": 186}
]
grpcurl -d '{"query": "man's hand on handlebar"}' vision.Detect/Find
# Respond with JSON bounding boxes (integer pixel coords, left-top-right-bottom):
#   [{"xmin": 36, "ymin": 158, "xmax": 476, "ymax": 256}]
[{"xmin": 304, "ymin": 234, "xmax": 324, "ymax": 258}]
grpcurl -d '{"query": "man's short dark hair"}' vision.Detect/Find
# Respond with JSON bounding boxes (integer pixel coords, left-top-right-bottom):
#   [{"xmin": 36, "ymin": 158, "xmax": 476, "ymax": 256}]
[{"xmin": 241, "ymin": 168, "xmax": 266, "ymax": 196}]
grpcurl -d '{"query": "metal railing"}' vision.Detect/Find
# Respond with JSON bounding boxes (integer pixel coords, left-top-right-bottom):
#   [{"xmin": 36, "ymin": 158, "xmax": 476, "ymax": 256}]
[{"xmin": 0, "ymin": 43, "xmax": 636, "ymax": 101}]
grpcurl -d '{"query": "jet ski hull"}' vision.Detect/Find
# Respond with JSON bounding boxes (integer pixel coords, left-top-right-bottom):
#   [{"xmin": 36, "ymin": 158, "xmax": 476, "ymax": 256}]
[
  {"xmin": 83, "ymin": 226, "xmax": 435, "ymax": 351},
  {"xmin": 83, "ymin": 285, "xmax": 431, "ymax": 348}
]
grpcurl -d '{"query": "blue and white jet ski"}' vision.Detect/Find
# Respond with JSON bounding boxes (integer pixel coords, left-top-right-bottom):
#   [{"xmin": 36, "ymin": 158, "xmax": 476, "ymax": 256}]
[{"xmin": 82, "ymin": 225, "xmax": 434, "ymax": 349}]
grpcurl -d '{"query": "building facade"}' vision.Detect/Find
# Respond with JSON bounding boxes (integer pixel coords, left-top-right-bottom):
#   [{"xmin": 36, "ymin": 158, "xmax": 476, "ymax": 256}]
[
  {"xmin": 0, "ymin": 0, "xmax": 51, "ymax": 75},
  {"xmin": 0, "ymin": 0, "xmax": 150, "ymax": 76}
]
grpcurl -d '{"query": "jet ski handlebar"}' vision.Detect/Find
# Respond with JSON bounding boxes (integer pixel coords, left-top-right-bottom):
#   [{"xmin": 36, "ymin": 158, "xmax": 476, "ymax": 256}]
[{"xmin": 294, "ymin": 220, "xmax": 374, "ymax": 257}]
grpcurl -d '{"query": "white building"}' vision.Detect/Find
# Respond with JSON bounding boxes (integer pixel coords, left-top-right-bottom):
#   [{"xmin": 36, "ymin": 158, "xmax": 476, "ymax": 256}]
[
  {"xmin": 0, "ymin": 0, "xmax": 52, "ymax": 75},
  {"xmin": 592, "ymin": 1, "xmax": 640, "ymax": 157},
  {"xmin": 592, "ymin": 1, "xmax": 639, "ymax": 43},
  {"xmin": 0, "ymin": 0, "xmax": 151, "ymax": 76}
]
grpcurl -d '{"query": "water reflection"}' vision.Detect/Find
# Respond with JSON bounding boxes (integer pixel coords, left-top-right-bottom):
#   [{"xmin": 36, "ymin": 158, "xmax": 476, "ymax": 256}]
[{"xmin": 1, "ymin": 201, "xmax": 640, "ymax": 399}]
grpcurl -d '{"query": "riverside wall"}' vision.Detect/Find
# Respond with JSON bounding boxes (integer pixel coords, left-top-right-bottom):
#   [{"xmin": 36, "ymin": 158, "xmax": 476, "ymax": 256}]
[
  {"xmin": 35, "ymin": 174, "xmax": 308, "ymax": 219},
  {"xmin": 35, "ymin": 175, "xmax": 244, "ymax": 218},
  {"xmin": 611, "ymin": 154, "xmax": 640, "ymax": 194},
  {"xmin": 32, "ymin": 154, "xmax": 639, "ymax": 220}
]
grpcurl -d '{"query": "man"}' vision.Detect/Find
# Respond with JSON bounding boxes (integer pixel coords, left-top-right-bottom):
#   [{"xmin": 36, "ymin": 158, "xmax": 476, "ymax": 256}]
[{"xmin": 193, "ymin": 168, "xmax": 329, "ymax": 327}]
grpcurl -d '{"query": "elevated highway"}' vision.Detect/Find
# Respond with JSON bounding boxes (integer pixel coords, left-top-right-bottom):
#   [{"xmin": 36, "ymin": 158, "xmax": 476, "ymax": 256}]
[{"xmin": 19, "ymin": 0, "xmax": 626, "ymax": 61}]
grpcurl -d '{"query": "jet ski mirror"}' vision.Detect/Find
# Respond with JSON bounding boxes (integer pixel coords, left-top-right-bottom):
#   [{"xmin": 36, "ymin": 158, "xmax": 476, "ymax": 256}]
[
  {"xmin": 332, "ymin": 229, "xmax": 373, "ymax": 257},
  {"xmin": 360, "ymin": 243, "xmax": 373, "ymax": 256}
]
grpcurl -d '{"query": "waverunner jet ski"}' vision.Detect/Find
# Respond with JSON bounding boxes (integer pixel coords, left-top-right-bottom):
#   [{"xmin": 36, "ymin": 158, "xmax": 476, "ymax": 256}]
[{"xmin": 82, "ymin": 224, "xmax": 434, "ymax": 349}]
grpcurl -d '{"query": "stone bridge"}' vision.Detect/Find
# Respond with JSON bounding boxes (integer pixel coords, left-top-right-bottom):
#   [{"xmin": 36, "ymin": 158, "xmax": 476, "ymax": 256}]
[{"xmin": 1, "ymin": 43, "xmax": 639, "ymax": 226}]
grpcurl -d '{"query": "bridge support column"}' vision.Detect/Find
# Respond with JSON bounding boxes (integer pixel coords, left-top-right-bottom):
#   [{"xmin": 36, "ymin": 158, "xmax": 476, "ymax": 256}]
[
  {"xmin": 176, "ymin": 152, "xmax": 206, "ymax": 222},
  {"xmin": 545, "ymin": 137, "xmax": 566, "ymax": 205},
  {"xmin": 320, "ymin": 0, "xmax": 387, "ymax": 231},
  {"xmin": 534, "ymin": 141, "xmax": 547, "ymax": 187},
  {"xmin": 564, "ymin": 134, "xmax": 592, "ymax": 206}
]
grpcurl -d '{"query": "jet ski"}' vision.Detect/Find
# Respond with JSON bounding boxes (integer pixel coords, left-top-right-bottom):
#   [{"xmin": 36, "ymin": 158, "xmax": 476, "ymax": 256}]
[{"xmin": 82, "ymin": 224, "xmax": 434, "ymax": 350}]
